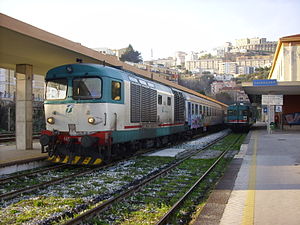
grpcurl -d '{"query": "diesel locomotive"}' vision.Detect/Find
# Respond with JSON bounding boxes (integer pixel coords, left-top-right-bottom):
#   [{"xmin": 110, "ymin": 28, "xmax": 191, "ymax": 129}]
[
  {"xmin": 40, "ymin": 64, "xmax": 227, "ymax": 165},
  {"xmin": 226, "ymin": 102, "xmax": 257, "ymax": 132}
]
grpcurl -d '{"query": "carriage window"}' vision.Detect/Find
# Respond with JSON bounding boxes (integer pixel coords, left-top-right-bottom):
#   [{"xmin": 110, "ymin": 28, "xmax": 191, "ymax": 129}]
[
  {"xmin": 112, "ymin": 81, "xmax": 121, "ymax": 101},
  {"xmin": 73, "ymin": 78, "xmax": 102, "ymax": 100},
  {"xmin": 200, "ymin": 105, "xmax": 203, "ymax": 114},
  {"xmin": 192, "ymin": 104, "xmax": 195, "ymax": 114},
  {"xmin": 167, "ymin": 97, "xmax": 171, "ymax": 106},
  {"xmin": 158, "ymin": 95, "xmax": 162, "ymax": 105},
  {"xmin": 195, "ymin": 105, "xmax": 199, "ymax": 115},
  {"xmin": 46, "ymin": 79, "xmax": 67, "ymax": 100}
]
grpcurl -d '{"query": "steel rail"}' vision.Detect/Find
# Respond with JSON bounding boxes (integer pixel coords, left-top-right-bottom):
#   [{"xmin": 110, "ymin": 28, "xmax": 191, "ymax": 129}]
[
  {"xmin": 0, "ymin": 143, "xmax": 164, "ymax": 201},
  {"xmin": 0, "ymin": 164, "xmax": 68, "ymax": 184},
  {"xmin": 62, "ymin": 132, "xmax": 230, "ymax": 225},
  {"xmin": 156, "ymin": 134, "xmax": 243, "ymax": 225}
]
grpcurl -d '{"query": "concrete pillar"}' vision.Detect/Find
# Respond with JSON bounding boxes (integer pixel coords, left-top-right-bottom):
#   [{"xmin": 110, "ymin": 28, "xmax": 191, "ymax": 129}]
[{"xmin": 15, "ymin": 64, "xmax": 33, "ymax": 150}]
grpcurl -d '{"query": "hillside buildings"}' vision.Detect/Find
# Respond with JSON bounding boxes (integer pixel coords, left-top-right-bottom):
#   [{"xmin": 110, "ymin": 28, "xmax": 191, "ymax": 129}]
[{"xmin": 235, "ymin": 37, "xmax": 277, "ymax": 53}]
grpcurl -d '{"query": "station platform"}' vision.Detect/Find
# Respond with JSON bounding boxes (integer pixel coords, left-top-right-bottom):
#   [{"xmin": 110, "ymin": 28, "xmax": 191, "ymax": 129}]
[
  {"xmin": 194, "ymin": 122, "xmax": 300, "ymax": 225},
  {"xmin": 0, "ymin": 141, "xmax": 47, "ymax": 168}
]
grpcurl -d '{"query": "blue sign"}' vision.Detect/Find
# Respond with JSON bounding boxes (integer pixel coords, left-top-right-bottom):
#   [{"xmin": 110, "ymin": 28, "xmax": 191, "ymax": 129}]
[
  {"xmin": 263, "ymin": 107, "xmax": 268, "ymax": 113},
  {"xmin": 253, "ymin": 79, "xmax": 277, "ymax": 86}
]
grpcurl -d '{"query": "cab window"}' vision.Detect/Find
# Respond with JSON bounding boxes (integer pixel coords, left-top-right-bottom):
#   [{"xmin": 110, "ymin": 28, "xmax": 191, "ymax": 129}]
[
  {"xmin": 73, "ymin": 77, "xmax": 101, "ymax": 100},
  {"xmin": 228, "ymin": 110, "xmax": 236, "ymax": 116},
  {"xmin": 46, "ymin": 78, "xmax": 67, "ymax": 100},
  {"xmin": 112, "ymin": 81, "xmax": 121, "ymax": 101}
]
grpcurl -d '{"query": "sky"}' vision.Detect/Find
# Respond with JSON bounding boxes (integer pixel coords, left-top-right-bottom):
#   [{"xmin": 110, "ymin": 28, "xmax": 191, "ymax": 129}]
[{"xmin": 1, "ymin": 0, "xmax": 300, "ymax": 60}]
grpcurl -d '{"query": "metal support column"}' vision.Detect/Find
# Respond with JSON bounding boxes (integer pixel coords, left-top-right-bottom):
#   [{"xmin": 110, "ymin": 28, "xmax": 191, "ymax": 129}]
[{"xmin": 15, "ymin": 64, "xmax": 33, "ymax": 150}]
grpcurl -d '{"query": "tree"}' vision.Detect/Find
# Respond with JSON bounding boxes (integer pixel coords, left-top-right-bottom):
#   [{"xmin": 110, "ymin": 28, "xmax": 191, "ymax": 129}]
[
  {"xmin": 178, "ymin": 74, "xmax": 215, "ymax": 95},
  {"xmin": 119, "ymin": 44, "xmax": 143, "ymax": 63},
  {"xmin": 215, "ymin": 92, "xmax": 234, "ymax": 105},
  {"xmin": 236, "ymin": 66, "xmax": 271, "ymax": 83},
  {"xmin": 199, "ymin": 53, "xmax": 213, "ymax": 59}
]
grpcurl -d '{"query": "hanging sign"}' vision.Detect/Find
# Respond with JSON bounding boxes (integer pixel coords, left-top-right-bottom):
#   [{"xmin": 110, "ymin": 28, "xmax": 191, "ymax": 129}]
[{"xmin": 262, "ymin": 95, "xmax": 283, "ymax": 105}]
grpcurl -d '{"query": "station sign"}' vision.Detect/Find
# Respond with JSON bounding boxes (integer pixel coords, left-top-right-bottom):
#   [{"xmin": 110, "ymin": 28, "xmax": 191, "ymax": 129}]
[
  {"xmin": 262, "ymin": 95, "xmax": 283, "ymax": 105},
  {"xmin": 253, "ymin": 79, "xmax": 277, "ymax": 86}
]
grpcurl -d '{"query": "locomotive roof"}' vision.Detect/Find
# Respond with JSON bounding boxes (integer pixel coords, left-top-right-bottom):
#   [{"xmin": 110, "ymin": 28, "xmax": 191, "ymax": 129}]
[
  {"xmin": 46, "ymin": 63, "xmax": 129, "ymax": 80},
  {"xmin": 46, "ymin": 63, "xmax": 173, "ymax": 93},
  {"xmin": 46, "ymin": 64, "xmax": 227, "ymax": 107}
]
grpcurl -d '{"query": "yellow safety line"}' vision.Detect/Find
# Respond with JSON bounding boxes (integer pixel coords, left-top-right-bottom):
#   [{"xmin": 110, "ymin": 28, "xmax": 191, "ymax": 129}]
[{"xmin": 242, "ymin": 131, "xmax": 258, "ymax": 225}]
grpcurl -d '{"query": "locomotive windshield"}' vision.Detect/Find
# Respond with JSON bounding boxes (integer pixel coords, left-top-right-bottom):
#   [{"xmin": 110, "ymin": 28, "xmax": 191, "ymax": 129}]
[
  {"xmin": 228, "ymin": 110, "xmax": 236, "ymax": 116},
  {"xmin": 46, "ymin": 79, "xmax": 67, "ymax": 100},
  {"xmin": 73, "ymin": 77, "xmax": 102, "ymax": 100}
]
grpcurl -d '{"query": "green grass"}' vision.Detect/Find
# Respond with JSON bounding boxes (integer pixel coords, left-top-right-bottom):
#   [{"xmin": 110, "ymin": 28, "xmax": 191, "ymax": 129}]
[{"xmin": 0, "ymin": 196, "xmax": 84, "ymax": 225}]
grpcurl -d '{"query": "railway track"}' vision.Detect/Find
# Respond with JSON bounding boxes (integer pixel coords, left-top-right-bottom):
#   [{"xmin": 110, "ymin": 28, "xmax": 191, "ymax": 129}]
[
  {"xmin": 62, "ymin": 132, "xmax": 241, "ymax": 225},
  {"xmin": 156, "ymin": 134, "xmax": 243, "ymax": 224},
  {"xmin": 0, "ymin": 165, "xmax": 95, "ymax": 201},
  {"xmin": 0, "ymin": 164, "xmax": 67, "ymax": 184},
  {"xmin": 0, "ymin": 130, "xmax": 237, "ymax": 224}
]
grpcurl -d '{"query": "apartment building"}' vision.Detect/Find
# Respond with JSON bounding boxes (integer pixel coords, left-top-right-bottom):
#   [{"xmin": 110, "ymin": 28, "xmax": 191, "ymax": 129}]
[
  {"xmin": 211, "ymin": 80, "xmax": 237, "ymax": 95},
  {"xmin": 175, "ymin": 51, "xmax": 187, "ymax": 66},
  {"xmin": 220, "ymin": 86, "xmax": 250, "ymax": 103},
  {"xmin": 185, "ymin": 58, "xmax": 223, "ymax": 73},
  {"xmin": 236, "ymin": 55, "xmax": 273, "ymax": 68},
  {"xmin": 235, "ymin": 37, "xmax": 277, "ymax": 53},
  {"xmin": 218, "ymin": 62, "xmax": 237, "ymax": 74},
  {"xmin": 238, "ymin": 66, "xmax": 255, "ymax": 75}
]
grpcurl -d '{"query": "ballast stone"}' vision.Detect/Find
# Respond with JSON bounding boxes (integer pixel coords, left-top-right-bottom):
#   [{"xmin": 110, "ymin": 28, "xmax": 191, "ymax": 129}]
[{"xmin": 145, "ymin": 148, "xmax": 186, "ymax": 157}]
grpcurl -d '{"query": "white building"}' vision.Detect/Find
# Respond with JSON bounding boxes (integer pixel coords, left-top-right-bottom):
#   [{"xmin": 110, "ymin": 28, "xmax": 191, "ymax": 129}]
[
  {"xmin": 185, "ymin": 52, "xmax": 199, "ymax": 61},
  {"xmin": 174, "ymin": 51, "xmax": 187, "ymax": 67},
  {"xmin": 218, "ymin": 62, "xmax": 237, "ymax": 75},
  {"xmin": 238, "ymin": 66, "xmax": 255, "ymax": 75},
  {"xmin": 214, "ymin": 74, "xmax": 234, "ymax": 81},
  {"xmin": 93, "ymin": 47, "xmax": 116, "ymax": 56}
]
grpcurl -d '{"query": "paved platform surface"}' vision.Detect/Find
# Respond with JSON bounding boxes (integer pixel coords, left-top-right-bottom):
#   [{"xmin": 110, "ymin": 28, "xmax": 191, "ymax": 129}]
[
  {"xmin": 194, "ymin": 123, "xmax": 300, "ymax": 225},
  {"xmin": 0, "ymin": 141, "xmax": 46, "ymax": 167}
]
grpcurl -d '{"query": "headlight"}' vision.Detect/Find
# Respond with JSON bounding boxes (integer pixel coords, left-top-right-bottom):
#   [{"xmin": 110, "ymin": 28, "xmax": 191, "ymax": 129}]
[
  {"xmin": 47, "ymin": 117, "xmax": 55, "ymax": 124},
  {"xmin": 88, "ymin": 117, "xmax": 95, "ymax": 124}
]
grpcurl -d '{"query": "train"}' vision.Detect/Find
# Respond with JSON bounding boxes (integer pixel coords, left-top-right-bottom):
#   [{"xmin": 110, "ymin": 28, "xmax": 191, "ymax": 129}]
[
  {"xmin": 40, "ymin": 63, "xmax": 227, "ymax": 165},
  {"xmin": 226, "ymin": 102, "xmax": 257, "ymax": 132}
]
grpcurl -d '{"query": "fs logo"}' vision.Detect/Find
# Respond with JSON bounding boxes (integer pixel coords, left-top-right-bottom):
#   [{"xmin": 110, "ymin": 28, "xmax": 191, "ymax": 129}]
[{"xmin": 66, "ymin": 104, "xmax": 74, "ymax": 113}]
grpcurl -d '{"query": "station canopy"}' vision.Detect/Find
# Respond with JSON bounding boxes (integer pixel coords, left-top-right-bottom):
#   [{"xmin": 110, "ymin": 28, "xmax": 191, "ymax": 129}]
[{"xmin": 241, "ymin": 81, "xmax": 300, "ymax": 103}]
